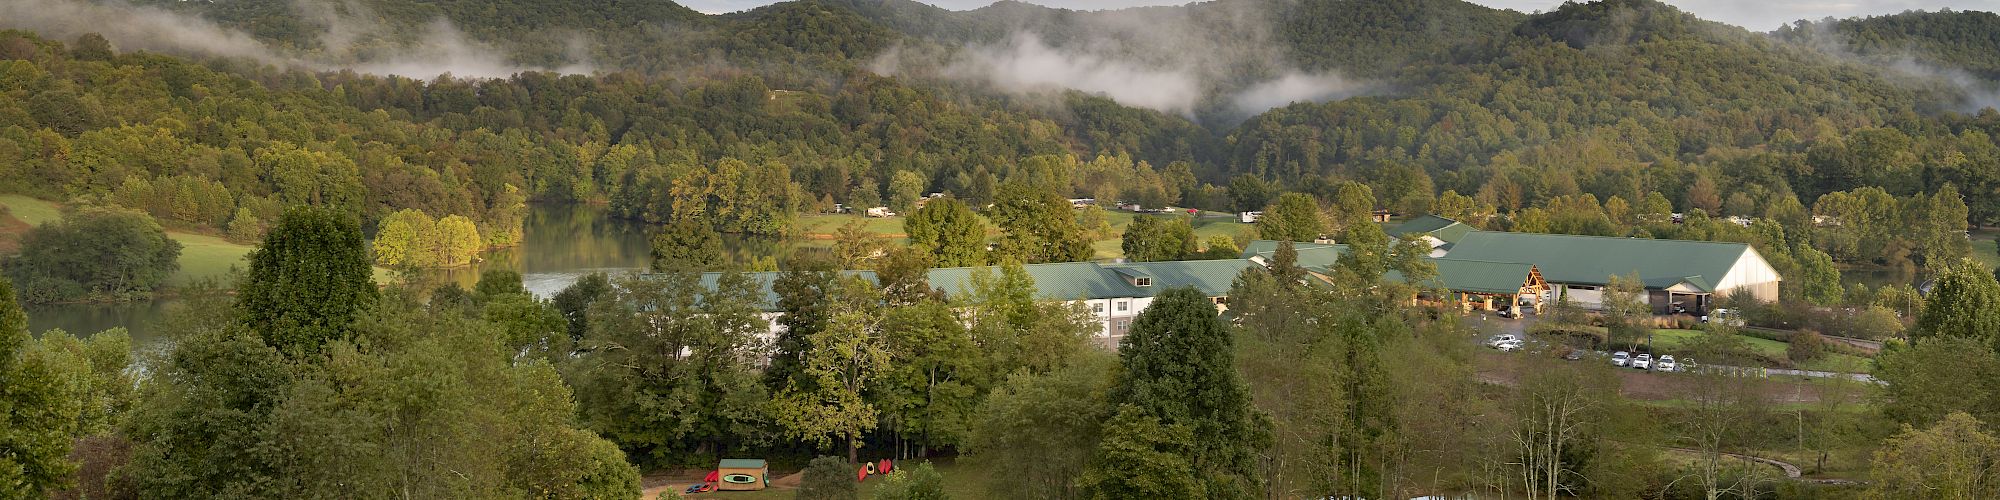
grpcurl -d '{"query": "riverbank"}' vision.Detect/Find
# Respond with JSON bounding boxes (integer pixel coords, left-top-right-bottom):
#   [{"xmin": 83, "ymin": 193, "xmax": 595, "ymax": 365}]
[{"xmin": 0, "ymin": 194, "xmax": 258, "ymax": 287}]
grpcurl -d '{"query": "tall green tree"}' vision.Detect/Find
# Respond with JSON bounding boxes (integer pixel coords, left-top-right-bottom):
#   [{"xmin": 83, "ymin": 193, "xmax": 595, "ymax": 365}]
[
  {"xmin": 903, "ymin": 197, "xmax": 986, "ymax": 268},
  {"xmin": 890, "ymin": 170, "xmax": 926, "ymax": 215},
  {"xmin": 372, "ymin": 208, "xmax": 436, "ymax": 267},
  {"xmin": 989, "ymin": 183, "xmax": 1091, "ymax": 264},
  {"xmin": 1099, "ymin": 287, "xmax": 1263, "ymax": 497},
  {"xmin": 569, "ymin": 272, "xmax": 770, "ymax": 466},
  {"xmin": 1867, "ymin": 412, "xmax": 2000, "ymax": 500},
  {"xmin": 550, "ymin": 272, "xmax": 613, "ymax": 343},
  {"xmin": 874, "ymin": 300, "xmax": 982, "ymax": 457},
  {"xmin": 966, "ymin": 351, "xmax": 1116, "ymax": 500},
  {"xmin": 236, "ymin": 206, "xmax": 377, "ymax": 357},
  {"xmin": 0, "ymin": 275, "xmax": 83, "ymax": 497},
  {"xmin": 1078, "ymin": 405, "xmax": 1203, "ymax": 499},
  {"xmin": 650, "ymin": 217, "xmax": 723, "ymax": 272},
  {"xmin": 1914, "ymin": 259, "xmax": 2000, "ymax": 348},
  {"xmin": 1259, "ymin": 192, "xmax": 1323, "ymax": 242},
  {"xmin": 768, "ymin": 257, "xmax": 840, "ymax": 393},
  {"xmin": 773, "ymin": 276, "xmax": 890, "ymax": 464},
  {"xmin": 1120, "ymin": 216, "xmax": 1196, "ymax": 262},
  {"xmin": 962, "ymin": 262, "xmax": 1095, "ymax": 376}
]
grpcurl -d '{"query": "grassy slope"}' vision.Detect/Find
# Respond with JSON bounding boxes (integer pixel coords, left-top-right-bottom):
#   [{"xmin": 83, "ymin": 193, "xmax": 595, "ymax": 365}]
[
  {"xmin": 0, "ymin": 195, "xmax": 256, "ymax": 286},
  {"xmin": 1973, "ymin": 228, "xmax": 1999, "ymax": 271},
  {"xmin": 1647, "ymin": 328, "xmax": 1873, "ymax": 373}
]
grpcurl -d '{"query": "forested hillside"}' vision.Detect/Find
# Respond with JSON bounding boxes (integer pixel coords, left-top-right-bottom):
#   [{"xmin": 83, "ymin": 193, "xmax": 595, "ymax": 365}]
[{"xmin": 14, "ymin": 1, "xmax": 2000, "ymax": 499}]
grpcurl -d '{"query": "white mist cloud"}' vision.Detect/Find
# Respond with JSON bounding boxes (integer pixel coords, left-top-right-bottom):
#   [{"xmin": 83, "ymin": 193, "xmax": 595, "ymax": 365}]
[
  {"xmin": 0, "ymin": 0, "xmax": 591, "ymax": 79},
  {"xmin": 0, "ymin": 0, "xmax": 289, "ymax": 64},
  {"xmin": 874, "ymin": 0, "xmax": 1378, "ymax": 119},
  {"xmin": 1228, "ymin": 72, "xmax": 1369, "ymax": 116},
  {"xmin": 943, "ymin": 33, "xmax": 1204, "ymax": 114}
]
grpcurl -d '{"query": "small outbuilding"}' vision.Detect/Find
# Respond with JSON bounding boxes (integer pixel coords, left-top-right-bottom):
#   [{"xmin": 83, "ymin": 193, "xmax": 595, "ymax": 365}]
[{"xmin": 716, "ymin": 458, "xmax": 769, "ymax": 491}]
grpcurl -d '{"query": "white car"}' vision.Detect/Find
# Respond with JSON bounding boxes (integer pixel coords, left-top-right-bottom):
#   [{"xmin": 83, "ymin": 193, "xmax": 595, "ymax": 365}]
[
  {"xmin": 1611, "ymin": 351, "xmax": 1630, "ymax": 367},
  {"xmin": 1486, "ymin": 334, "xmax": 1521, "ymax": 349},
  {"xmin": 1656, "ymin": 355, "xmax": 1678, "ymax": 372},
  {"xmin": 1632, "ymin": 353, "xmax": 1653, "ymax": 370},
  {"xmin": 1494, "ymin": 340, "xmax": 1523, "ymax": 352}
]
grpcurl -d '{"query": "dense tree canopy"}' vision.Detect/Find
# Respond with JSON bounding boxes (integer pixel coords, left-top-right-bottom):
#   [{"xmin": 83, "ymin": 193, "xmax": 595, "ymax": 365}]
[
  {"xmin": 5, "ymin": 208, "xmax": 181, "ymax": 303},
  {"xmin": 235, "ymin": 206, "xmax": 378, "ymax": 356}
]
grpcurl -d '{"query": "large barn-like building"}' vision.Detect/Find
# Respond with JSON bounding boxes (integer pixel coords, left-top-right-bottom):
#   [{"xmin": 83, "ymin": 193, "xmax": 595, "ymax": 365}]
[
  {"xmin": 1392, "ymin": 217, "xmax": 1781, "ymax": 314},
  {"xmin": 675, "ymin": 214, "xmax": 1781, "ymax": 348}
]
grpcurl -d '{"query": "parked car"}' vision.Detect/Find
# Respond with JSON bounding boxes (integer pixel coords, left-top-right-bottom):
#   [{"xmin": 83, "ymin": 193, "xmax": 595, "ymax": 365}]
[
  {"xmin": 1486, "ymin": 334, "xmax": 1521, "ymax": 349},
  {"xmin": 1632, "ymin": 353, "xmax": 1653, "ymax": 370},
  {"xmin": 1656, "ymin": 355, "xmax": 1677, "ymax": 372},
  {"xmin": 1611, "ymin": 351, "xmax": 1631, "ymax": 367},
  {"xmin": 1494, "ymin": 340, "xmax": 1522, "ymax": 352},
  {"xmin": 1562, "ymin": 348, "xmax": 1584, "ymax": 361}
]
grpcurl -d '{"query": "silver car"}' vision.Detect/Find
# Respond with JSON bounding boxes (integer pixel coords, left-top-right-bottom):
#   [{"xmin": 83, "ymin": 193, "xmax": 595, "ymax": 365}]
[{"xmin": 1611, "ymin": 351, "xmax": 1630, "ymax": 367}]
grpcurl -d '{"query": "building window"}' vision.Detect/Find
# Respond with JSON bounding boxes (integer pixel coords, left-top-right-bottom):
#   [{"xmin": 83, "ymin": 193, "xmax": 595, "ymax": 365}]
[
  {"xmin": 1116, "ymin": 301, "xmax": 1129, "ymax": 312},
  {"xmin": 1566, "ymin": 284, "xmax": 1600, "ymax": 291},
  {"xmin": 1135, "ymin": 277, "xmax": 1152, "ymax": 287},
  {"xmin": 1114, "ymin": 319, "xmax": 1131, "ymax": 334},
  {"xmin": 1213, "ymin": 296, "xmax": 1228, "ymax": 305},
  {"xmin": 1092, "ymin": 303, "xmax": 1104, "ymax": 314}
]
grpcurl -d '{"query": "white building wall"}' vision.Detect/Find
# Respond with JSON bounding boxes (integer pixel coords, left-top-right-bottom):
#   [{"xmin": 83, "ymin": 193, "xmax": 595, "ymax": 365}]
[
  {"xmin": 1551, "ymin": 284, "xmax": 1606, "ymax": 310},
  {"xmin": 1711, "ymin": 247, "xmax": 1782, "ymax": 302}
]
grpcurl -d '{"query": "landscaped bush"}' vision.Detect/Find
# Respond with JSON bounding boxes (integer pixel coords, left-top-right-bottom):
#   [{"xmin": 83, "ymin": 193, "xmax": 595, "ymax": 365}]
[
  {"xmin": 870, "ymin": 461, "xmax": 947, "ymax": 500},
  {"xmin": 1788, "ymin": 330, "xmax": 1828, "ymax": 363},
  {"xmin": 1530, "ymin": 322, "xmax": 1607, "ymax": 348},
  {"xmin": 799, "ymin": 456, "xmax": 857, "ymax": 500}
]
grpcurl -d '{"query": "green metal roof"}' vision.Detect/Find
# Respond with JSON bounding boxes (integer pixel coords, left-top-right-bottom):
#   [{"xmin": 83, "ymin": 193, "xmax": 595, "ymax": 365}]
[
  {"xmin": 1427, "ymin": 258, "xmax": 1535, "ymax": 294},
  {"xmin": 1239, "ymin": 240, "xmax": 1340, "ymax": 259},
  {"xmin": 1390, "ymin": 215, "xmax": 1473, "ymax": 243},
  {"xmin": 926, "ymin": 262, "xmax": 1138, "ymax": 301},
  {"xmin": 718, "ymin": 459, "xmax": 767, "ymax": 469},
  {"xmin": 1442, "ymin": 231, "xmax": 1752, "ymax": 291},
  {"xmin": 1241, "ymin": 240, "xmax": 1347, "ymax": 270},
  {"xmin": 1103, "ymin": 260, "xmax": 1261, "ymax": 297}
]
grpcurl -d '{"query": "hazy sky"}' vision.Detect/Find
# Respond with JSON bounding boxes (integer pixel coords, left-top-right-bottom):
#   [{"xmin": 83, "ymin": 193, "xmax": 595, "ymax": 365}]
[{"xmin": 682, "ymin": 0, "xmax": 1999, "ymax": 32}]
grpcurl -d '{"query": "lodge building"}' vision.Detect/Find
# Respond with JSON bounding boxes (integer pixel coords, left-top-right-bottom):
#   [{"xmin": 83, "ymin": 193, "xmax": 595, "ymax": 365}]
[{"xmin": 683, "ymin": 215, "xmax": 1780, "ymax": 346}]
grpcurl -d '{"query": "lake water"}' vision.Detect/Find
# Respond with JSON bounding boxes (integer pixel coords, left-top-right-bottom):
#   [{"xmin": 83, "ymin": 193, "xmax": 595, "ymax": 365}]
[{"xmin": 25, "ymin": 203, "xmax": 821, "ymax": 346}]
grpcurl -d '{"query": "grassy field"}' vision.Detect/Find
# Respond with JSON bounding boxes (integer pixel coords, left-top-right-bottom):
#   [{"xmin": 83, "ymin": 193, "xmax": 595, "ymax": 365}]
[
  {"xmin": 167, "ymin": 232, "xmax": 254, "ymax": 286},
  {"xmin": 0, "ymin": 195, "xmax": 259, "ymax": 286},
  {"xmin": 1646, "ymin": 328, "xmax": 1874, "ymax": 373},
  {"xmin": 0, "ymin": 194, "xmax": 63, "ymax": 225},
  {"xmin": 1974, "ymin": 228, "xmax": 1999, "ymax": 271}
]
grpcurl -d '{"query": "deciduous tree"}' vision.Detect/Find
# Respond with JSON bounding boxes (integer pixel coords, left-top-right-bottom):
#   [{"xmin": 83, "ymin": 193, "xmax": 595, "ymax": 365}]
[{"xmin": 236, "ymin": 206, "xmax": 377, "ymax": 357}]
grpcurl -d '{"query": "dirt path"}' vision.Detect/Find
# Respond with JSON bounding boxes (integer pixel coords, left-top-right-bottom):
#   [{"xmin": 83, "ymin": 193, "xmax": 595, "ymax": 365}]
[{"xmin": 1663, "ymin": 447, "xmax": 1801, "ymax": 479}]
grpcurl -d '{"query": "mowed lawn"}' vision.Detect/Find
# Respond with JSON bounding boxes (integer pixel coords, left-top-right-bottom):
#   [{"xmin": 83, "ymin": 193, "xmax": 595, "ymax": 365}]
[
  {"xmin": 0, "ymin": 195, "xmax": 257, "ymax": 286},
  {"xmin": 1974, "ymin": 228, "xmax": 2000, "ymax": 271},
  {"xmin": 1646, "ymin": 328, "xmax": 1874, "ymax": 373}
]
